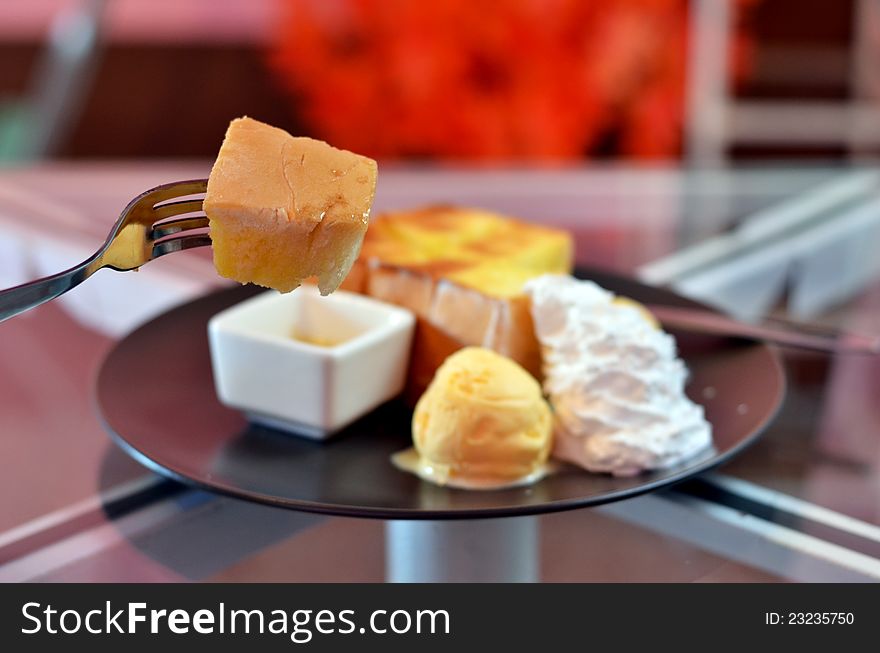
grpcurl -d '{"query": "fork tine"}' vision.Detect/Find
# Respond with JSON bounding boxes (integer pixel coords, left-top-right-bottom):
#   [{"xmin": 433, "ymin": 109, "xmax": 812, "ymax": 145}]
[
  {"xmin": 152, "ymin": 233, "xmax": 212, "ymax": 259},
  {"xmin": 151, "ymin": 215, "xmax": 209, "ymax": 240},
  {"xmin": 153, "ymin": 198, "xmax": 205, "ymax": 220},
  {"xmin": 133, "ymin": 179, "xmax": 208, "ymax": 209}
]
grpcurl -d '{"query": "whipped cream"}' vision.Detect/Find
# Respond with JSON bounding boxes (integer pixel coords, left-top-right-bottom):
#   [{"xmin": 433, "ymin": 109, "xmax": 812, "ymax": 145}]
[{"xmin": 524, "ymin": 275, "xmax": 712, "ymax": 476}]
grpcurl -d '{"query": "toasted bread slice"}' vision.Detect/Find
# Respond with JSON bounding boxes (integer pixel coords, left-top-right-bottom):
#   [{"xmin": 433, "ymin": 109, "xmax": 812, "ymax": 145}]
[
  {"xmin": 205, "ymin": 117, "xmax": 378, "ymax": 294},
  {"xmin": 343, "ymin": 206, "xmax": 573, "ymax": 394}
]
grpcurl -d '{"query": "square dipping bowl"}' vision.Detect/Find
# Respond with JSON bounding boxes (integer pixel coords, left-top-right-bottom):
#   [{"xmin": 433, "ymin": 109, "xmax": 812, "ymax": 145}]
[{"xmin": 208, "ymin": 285, "xmax": 415, "ymax": 439}]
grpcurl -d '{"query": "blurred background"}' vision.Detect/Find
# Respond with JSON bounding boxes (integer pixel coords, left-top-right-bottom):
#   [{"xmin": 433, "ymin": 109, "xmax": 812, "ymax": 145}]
[{"xmin": 1, "ymin": 0, "xmax": 878, "ymax": 165}]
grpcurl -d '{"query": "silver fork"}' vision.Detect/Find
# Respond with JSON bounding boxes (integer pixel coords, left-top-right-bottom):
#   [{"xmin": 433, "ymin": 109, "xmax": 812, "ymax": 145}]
[
  {"xmin": 0, "ymin": 179, "xmax": 210, "ymax": 323},
  {"xmin": 649, "ymin": 304, "xmax": 880, "ymax": 355}
]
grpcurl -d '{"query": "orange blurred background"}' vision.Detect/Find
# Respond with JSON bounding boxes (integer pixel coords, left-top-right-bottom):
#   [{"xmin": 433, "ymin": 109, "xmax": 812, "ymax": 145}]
[{"xmin": 0, "ymin": 0, "xmax": 874, "ymax": 162}]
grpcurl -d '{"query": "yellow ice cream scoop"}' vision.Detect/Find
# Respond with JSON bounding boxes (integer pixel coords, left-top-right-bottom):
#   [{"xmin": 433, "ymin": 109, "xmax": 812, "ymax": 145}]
[{"xmin": 395, "ymin": 347, "xmax": 553, "ymax": 489}]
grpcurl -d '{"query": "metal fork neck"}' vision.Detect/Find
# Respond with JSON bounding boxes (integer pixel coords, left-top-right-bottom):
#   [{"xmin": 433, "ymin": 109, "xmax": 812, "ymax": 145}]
[{"xmin": 0, "ymin": 255, "xmax": 104, "ymax": 324}]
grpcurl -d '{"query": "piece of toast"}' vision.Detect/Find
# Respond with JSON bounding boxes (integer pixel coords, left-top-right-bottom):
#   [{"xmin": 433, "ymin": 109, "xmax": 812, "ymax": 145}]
[
  {"xmin": 342, "ymin": 206, "xmax": 573, "ymax": 396},
  {"xmin": 204, "ymin": 117, "xmax": 378, "ymax": 294}
]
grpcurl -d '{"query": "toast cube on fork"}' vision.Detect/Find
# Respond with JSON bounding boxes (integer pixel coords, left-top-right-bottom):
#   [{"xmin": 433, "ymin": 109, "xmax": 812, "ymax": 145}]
[{"xmin": 204, "ymin": 117, "xmax": 378, "ymax": 294}]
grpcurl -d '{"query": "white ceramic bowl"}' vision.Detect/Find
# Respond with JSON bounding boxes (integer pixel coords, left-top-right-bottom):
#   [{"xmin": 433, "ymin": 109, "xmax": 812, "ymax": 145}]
[{"xmin": 208, "ymin": 285, "xmax": 415, "ymax": 439}]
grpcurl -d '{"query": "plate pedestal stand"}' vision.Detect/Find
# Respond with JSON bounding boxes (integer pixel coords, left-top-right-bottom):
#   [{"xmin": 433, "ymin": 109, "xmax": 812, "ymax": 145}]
[{"xmin": 385, "ymin": 516, "xmax": 539, "ymax": 582}]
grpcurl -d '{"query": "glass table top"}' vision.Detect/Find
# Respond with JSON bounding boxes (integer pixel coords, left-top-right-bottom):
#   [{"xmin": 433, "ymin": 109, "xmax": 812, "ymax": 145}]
[{"xmin": 1, "ymin": 161, "xmax": 878, "ymax": 582}]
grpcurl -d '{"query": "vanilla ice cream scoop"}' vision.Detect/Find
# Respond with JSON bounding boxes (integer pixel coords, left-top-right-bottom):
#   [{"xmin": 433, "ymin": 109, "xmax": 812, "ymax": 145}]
[
  {"xmin": 394, "ymin": 347, "xmax": 553, "ymax": 489},
  {"xmin": 525, "ymin": 275, "xmax": 712, "ymax": 477}
]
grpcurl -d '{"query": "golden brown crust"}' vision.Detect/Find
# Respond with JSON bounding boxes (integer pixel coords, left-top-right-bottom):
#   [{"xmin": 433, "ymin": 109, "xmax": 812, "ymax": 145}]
[
  {"xmin": 346, "ymin": 206, "xmax": 573, "ymax": 399},
  {"xmin": 204, "ymin": 117, "xmax": 377, "ymax": 294}
]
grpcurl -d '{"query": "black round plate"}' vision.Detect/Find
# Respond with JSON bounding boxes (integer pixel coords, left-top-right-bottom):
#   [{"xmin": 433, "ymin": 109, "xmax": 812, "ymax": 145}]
[{"xmin": 95, "ymin": 269, "xmax": 785, "ymax": 519}]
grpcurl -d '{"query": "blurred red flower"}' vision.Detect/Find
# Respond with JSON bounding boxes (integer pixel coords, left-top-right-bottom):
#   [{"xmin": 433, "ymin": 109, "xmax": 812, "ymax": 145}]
[{"xmin": 269, "ymin": 0, "xmax": 756, "ymax": 160}]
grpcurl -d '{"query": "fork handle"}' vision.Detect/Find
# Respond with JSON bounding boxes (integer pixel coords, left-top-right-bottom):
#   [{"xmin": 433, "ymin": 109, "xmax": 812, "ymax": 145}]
[
  {"xmin": 649, "ymin": 305, "xmax": 880, "ymax": 355},
  {"xmin": 0, "ymin": 258, "xmax": 101, "ymax": 323}
]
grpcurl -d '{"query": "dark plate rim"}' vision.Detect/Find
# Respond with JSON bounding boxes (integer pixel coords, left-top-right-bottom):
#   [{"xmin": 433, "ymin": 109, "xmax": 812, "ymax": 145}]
[
  {"xmin": 103, "ymin": 391, "xmax": 783, "ymax": 520},
  {"xmin": 95, "ymin": 276, "xmax": 787, "ymax": 520}
]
